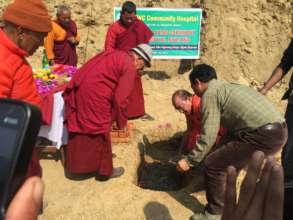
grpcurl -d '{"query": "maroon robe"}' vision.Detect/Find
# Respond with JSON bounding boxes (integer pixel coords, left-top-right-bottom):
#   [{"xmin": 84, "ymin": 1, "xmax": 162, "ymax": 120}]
[
  {"xmin": 53, "ymin": 20, "xmax": 78, "ymax": 66},
  {"xmin": 66, "ymin": 133, "xmax": 113, "ymax": 176},
  {"xmin": 41, "ymin": 84, "xmax": 67, "ymax": 125},
  {"xmin": 105, "ymin": 18, "xmax": 153, "ymax": 118},
  {"xmin": 63, "ymin": 51, "xmax": 136, "ymax": 175},
  {"xmin": 105, "ymin": 19, "xmax": 153, "ymax": 52},
  {"xmin": 26, "ymin": 149, "xmax": 42, "ymax": 178},
  {"xmin": 126, "ymin": 72, "xmax": 145, "ymax": 118}
]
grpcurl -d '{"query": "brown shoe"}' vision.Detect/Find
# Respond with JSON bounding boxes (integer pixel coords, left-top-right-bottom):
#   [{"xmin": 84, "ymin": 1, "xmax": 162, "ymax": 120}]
[{"xmin": 95, "ymin": 167, "xmax": 124, "ymax": 181}]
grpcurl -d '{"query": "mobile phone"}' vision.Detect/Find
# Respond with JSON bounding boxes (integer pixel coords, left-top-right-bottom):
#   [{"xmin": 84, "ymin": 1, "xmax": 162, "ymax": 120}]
[{"xmin": 0, "ymin": 99, "xmax": 42, "ymax": 219}]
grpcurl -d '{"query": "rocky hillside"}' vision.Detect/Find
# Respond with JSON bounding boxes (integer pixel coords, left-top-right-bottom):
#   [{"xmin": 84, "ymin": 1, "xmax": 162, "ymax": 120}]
[{"xmin": 1, "ymin": 0, "xmax": 292, "ymax": 83}]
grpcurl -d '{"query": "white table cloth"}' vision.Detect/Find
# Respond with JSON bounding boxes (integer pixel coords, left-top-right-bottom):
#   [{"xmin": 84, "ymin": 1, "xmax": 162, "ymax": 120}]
[{"xmin": 38, "ymin": 92, "xmax": 68, "ymax": 149}]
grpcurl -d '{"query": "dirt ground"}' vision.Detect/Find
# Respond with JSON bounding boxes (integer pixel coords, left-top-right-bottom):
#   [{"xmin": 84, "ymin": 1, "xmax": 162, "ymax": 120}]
[
  {"xmin": 38, "ymin": 67, "xmax": 288, "ymax": 220},
  {"xmin": 39, "ymin": 72, "xmax": 207, "ymax": 220},
  {"xmin": 0, "ymin": 0, "xmax": 292, "ymax": 219}
]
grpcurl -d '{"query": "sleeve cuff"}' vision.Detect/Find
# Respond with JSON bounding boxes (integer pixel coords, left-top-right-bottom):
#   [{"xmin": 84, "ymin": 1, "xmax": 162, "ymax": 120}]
[{"xmin": 183, "ymin": 149, "xmax": 202, "ymax": 167}]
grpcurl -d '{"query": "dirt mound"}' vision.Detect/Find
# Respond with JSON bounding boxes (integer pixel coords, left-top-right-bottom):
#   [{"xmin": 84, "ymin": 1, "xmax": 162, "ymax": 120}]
[{"xmin": 202, "ymin": 0, "xmax": 292, "ymax": 83}]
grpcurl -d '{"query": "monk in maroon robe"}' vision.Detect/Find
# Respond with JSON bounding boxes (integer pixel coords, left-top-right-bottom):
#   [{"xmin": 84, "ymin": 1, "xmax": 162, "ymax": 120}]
[
  {"xmin": 53, "ymin": 20, "xmax": 79, "ymax": 66},
  {"xmin": 104, "ymin": 1, "xmax": 153, "ymax": 118},
  {"xmin": 63, "ymin": 44, "xmax": 153, "ymax": 180},
  {"xmin": 44, "ymin": 5, "xmax": 79, "ymax": 66}
]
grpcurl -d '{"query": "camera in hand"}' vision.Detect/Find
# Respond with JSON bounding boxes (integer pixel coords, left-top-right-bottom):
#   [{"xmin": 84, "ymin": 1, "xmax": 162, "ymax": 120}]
[{"xmin": 0, "ymin": 99, "xmax": 41, "ymax": 219}]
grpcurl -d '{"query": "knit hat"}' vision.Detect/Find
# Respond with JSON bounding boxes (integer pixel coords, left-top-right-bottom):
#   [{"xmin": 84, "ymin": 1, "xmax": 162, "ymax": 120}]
[
  {"xmin": 2, "ymin": 0, "xmax": 52, "ymax": 33},
  {"xmin": 131, "ymin": 44, "xmax": 153, "ymax": 67}
]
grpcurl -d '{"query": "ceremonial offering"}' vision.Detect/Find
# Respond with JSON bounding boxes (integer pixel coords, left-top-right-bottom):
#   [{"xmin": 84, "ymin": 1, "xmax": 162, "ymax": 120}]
[{"xmin": 33, "ymin": 64, "xmax": 77, "ymax": 94}]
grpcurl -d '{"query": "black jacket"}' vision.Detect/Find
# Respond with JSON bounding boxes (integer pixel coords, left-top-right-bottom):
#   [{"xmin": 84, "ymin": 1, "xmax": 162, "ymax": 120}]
[{"xmin": 280, "ymin": 39, "xmax": 293, "ymax": 100}]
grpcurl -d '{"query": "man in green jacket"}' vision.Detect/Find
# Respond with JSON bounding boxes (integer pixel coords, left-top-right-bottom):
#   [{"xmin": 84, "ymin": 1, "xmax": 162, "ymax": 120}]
[{"xmin": 176, "ymin": 64, "xmax": 288, "ymax": 220}]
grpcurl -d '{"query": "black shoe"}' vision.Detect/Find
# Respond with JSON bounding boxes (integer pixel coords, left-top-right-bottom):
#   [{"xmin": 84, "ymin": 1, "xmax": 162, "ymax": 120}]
[
  {"xmin": 95, "ymin": 167, "xmax": 125, "ymax": 181},
  {"xmin": 65, "ymin": 171, "xmax": 96, "ymax": 181}
]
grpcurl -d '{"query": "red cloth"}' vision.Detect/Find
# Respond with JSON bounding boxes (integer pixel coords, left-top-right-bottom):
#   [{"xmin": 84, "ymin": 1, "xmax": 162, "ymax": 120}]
[
  {"xmin": 105, "ymin": 18, "xmax": 153, "ymax": 52},
  {"xmin": 183, "ymin": 95, "xmax": 226, "ymax": 151},
  {"xmin": 53, "ymin": 20, "xmax": 78, "ymax": 66},
  {"xmin": 183, "ymin": 95, "xmax": 201, "ymax": 151},
  {"xmin": 63, "ymin": 49, "xmax": 137, "ymax": 175},
  {"xmin": 127, "ymin": 72, "xmax": 145, "ymax": 118},
  {"xmin": 26, "ymin": 148, "xmax": 42, "ymax": 178},
  {"xmin": 66, "ymin": 132, "xmax": 113, "ymax": 176},
  {"xmin": 0, "ymin": 29, "xmax": 42, "ymax": 177},
  {"xmin": 0, "ymin": 29, "xmax": 42, "ymax": 107},
  {"xmin": 104, "ymin": 18, "xmax": 153, "ymax": 118},
  {"xmin": 63, "ymin": 50, "xmax": 137, "ymax": 134},
  {"xmin": 41, "ymin": 84, "xmax": 67, "ymax": 125}
]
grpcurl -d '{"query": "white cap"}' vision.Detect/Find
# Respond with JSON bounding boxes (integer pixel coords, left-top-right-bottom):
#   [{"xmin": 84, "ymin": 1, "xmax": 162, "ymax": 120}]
[{"xmin": 131, "ymin": 43, "xmax": 153, "ymax": 67}]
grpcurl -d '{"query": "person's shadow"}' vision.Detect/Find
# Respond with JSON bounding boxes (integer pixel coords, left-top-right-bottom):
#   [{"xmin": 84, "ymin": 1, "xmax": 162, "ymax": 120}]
[
  {"xmin": 142, "ymin": 70, "xmax": 170, "ymax": 80},
  {"xmin": 144, "ymin": 202, "xmax": 172, "ymax": 220},
  {"xmin": 167, "ymin": 190, "xmax": 205, "ymax": 213}
]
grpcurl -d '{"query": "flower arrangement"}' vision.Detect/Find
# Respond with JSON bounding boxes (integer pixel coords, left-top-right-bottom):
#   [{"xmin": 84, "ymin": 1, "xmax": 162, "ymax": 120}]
[{"xmin": 33, "ymin": 64, "xmax": 77, "ymax": 94}]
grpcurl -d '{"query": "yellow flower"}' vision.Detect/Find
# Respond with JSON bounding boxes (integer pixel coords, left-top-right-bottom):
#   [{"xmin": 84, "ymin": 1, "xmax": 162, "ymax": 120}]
[
  {"xmin": 36, "ymin": 73, "xmax": 44, "ymax": 78},
  {"xmin": 49, "ymin": 74, "xmax": 57, "ymax": 79},
  {"xmin": 42, "ymin": 76, "xmax": 49, "ymax": 81}
]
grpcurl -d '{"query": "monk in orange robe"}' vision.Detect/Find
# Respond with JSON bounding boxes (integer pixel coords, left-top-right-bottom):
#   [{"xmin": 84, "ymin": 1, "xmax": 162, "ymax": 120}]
[
  {"xmin": 104, "ymin": 1, "xmax": 153, "ymax": 119},
  {"xmin": 44, "ymin": 5, "xmax": 79, "ymax": 66},
  {"xmin": 172, "ymin": 90, "xmax": 226, "ymax": 154},
  {"xmin": 63, "ymin": 44, "xmax": 153, "ymax": 181}
]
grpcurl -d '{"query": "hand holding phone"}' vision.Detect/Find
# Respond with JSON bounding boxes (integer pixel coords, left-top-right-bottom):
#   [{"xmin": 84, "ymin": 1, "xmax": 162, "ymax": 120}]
[
  {"xmin": 0, "ymin": 99, "xmax": 41, "ymax": 219},
  {"xmin": 5, "ymin": 177, "xmax": 44, "ymax": 220}
]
